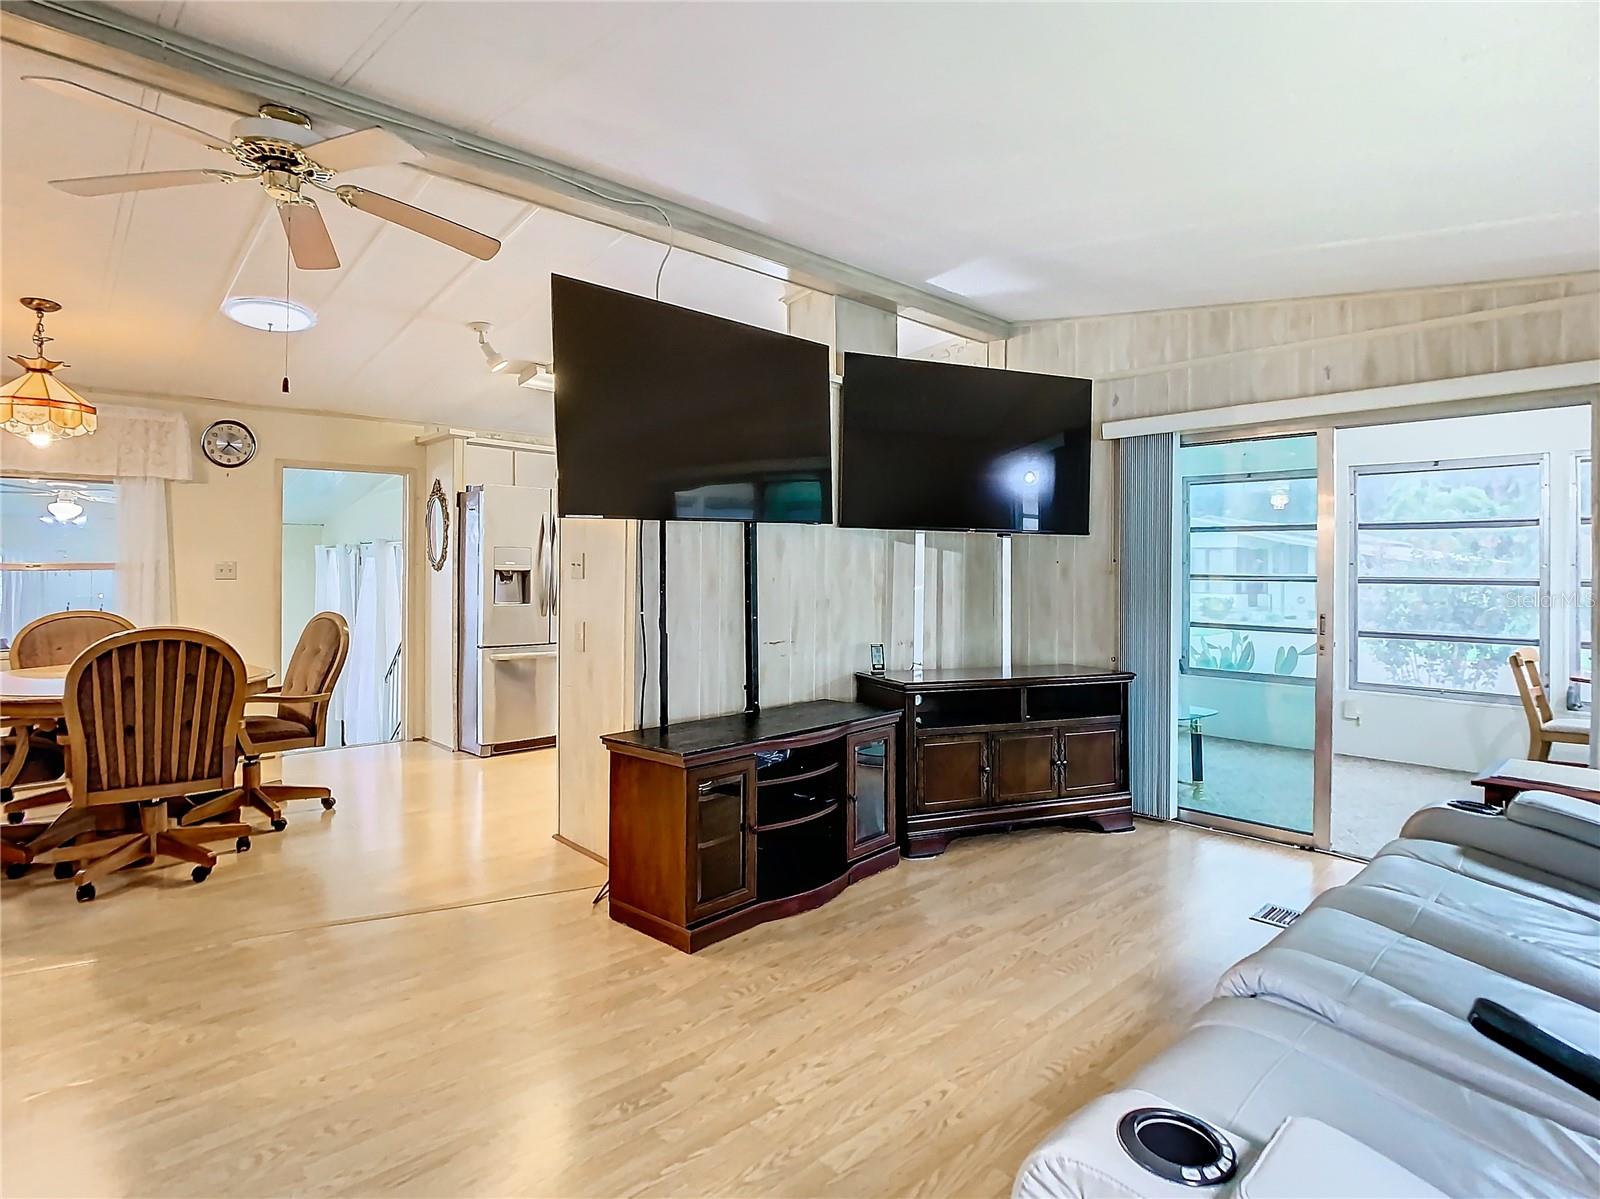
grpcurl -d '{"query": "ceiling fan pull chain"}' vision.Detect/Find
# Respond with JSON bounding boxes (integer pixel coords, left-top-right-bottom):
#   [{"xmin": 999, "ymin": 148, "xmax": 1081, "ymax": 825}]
[{"xmin": 282, "ymin": 244, "xmax": 291, "ymax": 394}]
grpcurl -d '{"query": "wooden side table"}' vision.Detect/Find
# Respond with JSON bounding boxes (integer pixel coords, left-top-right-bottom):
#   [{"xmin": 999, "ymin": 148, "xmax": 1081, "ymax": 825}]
[{"xmin": 1471, "ymin": 758, "xmax": 1600, "ymax": 808}]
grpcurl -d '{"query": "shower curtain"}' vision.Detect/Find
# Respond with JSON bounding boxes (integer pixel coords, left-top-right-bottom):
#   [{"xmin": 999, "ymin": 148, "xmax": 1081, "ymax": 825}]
[{"xmin": 313, "ymin": 540, "xmax": 402, "ymax": 746}]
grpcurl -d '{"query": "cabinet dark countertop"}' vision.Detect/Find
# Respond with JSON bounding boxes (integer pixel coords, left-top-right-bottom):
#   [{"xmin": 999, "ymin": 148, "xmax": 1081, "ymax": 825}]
[
  {"xmin": 857, "ymin": 663, "xmax": 1133, "ymax": 690},
  {"xmin": 603, "ymin": 700, "xmax": 900, "ymax": 764}
]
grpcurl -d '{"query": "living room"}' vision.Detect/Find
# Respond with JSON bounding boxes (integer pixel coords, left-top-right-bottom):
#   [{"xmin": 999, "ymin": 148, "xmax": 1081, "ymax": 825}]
[{"xmin": 1, "ymin": 4, "xmax": 1597, "ymax": 1198}]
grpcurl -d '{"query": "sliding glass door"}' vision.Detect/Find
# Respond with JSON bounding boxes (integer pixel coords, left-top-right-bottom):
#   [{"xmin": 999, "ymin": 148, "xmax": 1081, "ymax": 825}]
[{"xmin": 1174, "ymin": 433, "xmax": 1329, "ymax": 846}]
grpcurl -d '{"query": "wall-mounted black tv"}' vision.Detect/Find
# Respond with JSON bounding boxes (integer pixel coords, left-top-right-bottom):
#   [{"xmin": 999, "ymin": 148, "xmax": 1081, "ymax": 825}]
[
  {"xmin": 552, "ymin": 276, "xmax": 832, "ymax": 523},
  {"xmin": 839, "ymin": 353, "xmax": 1092, "ymax": 535}
]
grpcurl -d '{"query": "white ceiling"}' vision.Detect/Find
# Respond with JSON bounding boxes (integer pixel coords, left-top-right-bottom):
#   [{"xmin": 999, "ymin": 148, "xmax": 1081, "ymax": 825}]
[
  {"xmin": 0, "ymin": 42, "xmax": 792, "ymax": 437},
  {"xmin": 96, "ymin": 0, "xmax": 1600, "ymax": 319}
]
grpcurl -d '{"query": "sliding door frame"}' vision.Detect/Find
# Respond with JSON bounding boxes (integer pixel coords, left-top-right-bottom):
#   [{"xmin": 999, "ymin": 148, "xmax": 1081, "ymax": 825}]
[{"xmin": 1173, "ymin": 428, "xmax": 1332, "ymax": 850}]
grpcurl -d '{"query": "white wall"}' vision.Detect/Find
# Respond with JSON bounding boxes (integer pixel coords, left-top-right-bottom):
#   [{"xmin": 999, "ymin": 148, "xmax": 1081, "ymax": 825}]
[{"xmin": 280, "ymin": 522, "xmax": 323, "ymax": 662}]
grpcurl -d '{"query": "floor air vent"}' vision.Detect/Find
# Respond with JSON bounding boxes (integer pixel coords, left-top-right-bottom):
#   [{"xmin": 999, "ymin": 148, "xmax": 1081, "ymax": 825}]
[{"xmin": 1250, "ymin": 903, "xmax": 1302, "ymax": 929}]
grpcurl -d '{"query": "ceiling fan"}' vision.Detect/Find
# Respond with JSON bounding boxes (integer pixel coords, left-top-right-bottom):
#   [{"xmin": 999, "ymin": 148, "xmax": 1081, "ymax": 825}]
[{"xmin": 27, "ymin": 76, "xmax": 502, "ymax": 270}]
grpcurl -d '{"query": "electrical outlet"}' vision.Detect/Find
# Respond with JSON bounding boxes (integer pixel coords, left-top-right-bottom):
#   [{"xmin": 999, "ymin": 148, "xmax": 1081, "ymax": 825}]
[
  {"xmin": 214, "ymin": 561, "xmax": 237, "ymax": 581},
  {"xmin": 569, "ymin": 553, "xmax": 585, "ymax": 580}
]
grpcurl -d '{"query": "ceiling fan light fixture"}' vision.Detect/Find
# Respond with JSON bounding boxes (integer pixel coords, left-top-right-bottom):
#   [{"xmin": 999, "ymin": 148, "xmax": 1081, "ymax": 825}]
[
  {"xmin": 223, "ymin": 296, "xmax": 317, "ymax": 333},
  {"xmin": 1, "ymin": 298, "xmax": 96, "ymax": 445},
  {"xmin": 46, "ymin": 495, "xmax": 84, "ymax": 523}
]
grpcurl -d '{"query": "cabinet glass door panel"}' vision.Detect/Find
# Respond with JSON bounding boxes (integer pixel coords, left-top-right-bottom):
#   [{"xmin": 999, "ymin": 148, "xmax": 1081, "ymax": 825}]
[
  {"xmin": 847, "ymin": 732, "xmax": 894, "ymax": 856},
  {"xmin": 690, "ymin": 765, "xmax": 755, "ymax": 918}
]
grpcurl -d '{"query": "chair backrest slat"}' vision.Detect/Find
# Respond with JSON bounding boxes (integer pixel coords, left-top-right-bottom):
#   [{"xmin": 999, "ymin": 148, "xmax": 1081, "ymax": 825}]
[
  {"xmin": 64, "ymin": 628, "xmax": 247, "ymax": 805},
  {"xmin": 1509, "ymin": 648, "xmax": 1552, "ymax": 727},
  {"xmin": 10, "ymin": 610, "xmax": 135, "ymax": 669}
]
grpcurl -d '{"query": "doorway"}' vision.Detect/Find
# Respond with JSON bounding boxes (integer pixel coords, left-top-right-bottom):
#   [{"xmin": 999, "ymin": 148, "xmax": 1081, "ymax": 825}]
[
  {"xmin": 1169, "ymin": 402, "xmax": 1593, "ymax": 856},
  {"xmin": 281, "ymin": 468, "xmax": 407, "ymax": 748}
]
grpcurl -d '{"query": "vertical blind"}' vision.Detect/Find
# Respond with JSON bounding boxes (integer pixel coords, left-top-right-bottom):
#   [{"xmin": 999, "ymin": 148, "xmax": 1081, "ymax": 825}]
[{"xmin": 1119, "ymin": 433, "xmax": 1177, "ymax": 819}]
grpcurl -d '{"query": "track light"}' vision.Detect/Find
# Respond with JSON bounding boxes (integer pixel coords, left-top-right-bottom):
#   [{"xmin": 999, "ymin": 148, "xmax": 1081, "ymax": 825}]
[
  {"xmin": 469, "ymin": 321, "xmax": 509, "ymax": 373},
  {"xmin": 517, "ymin": 362, "xmax": 555, "ymax": 392}
]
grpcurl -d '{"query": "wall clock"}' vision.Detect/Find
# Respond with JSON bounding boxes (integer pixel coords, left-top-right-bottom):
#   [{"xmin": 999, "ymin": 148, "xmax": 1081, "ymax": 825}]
[{"xmin": 200, "ymin": 419, "xmax": 257, "ymax": 468}]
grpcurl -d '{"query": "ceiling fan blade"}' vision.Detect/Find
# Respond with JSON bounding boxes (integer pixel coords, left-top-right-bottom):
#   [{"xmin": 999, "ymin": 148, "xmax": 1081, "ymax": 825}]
[
  {"xmin": 25, "ymin": 77, "xmax": 231, "ymax": 152},
  {"xmin": 50, "ymin": 168, "xmax": 250, "ymax": 197},
  {"xmin": 335, "ymin": 185, "xmax": 501, "ymax": 261},
  {"xmin": 278, "ymin": 200, "xmax": 341, "ymax": 270},
  {"xmin": 302, "ymin": 127, "xmax": 422, "ymax": 174}
]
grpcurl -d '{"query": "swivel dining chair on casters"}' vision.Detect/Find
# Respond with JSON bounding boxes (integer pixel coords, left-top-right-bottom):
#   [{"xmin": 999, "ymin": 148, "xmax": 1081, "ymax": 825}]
[
  {"xmin": 3, "ymin": 610, "xmax": 135, "ymax": 825},
  {"xmin": 184, "ymin": 611, "xmax": 349, "ymax": 832},
  {"xmin": 1509, "ymin": 648, "xmax": 1590, "ymax": 762},
  {"xmin": 29, "ymin": 627, "xmax": 255, "ymax": 902}
]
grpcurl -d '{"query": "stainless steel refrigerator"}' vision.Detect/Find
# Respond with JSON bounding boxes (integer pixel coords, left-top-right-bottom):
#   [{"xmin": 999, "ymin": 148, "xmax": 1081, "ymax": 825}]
[{"xmin": 458, "ymin": 484, "xmax": 557, "ymax": 755}]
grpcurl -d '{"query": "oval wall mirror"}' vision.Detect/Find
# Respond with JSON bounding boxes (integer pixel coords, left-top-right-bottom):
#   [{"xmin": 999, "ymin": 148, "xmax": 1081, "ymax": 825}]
[{"xmin": 426, "ymin": 478, "xmax": 449, "ymax": 572}]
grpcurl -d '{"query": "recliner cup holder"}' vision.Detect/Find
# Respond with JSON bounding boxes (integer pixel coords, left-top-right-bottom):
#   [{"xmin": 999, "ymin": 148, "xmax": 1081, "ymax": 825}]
[{"xmin": 1117, "ymin": 1108, "xmax": 1237, "ymax": 1187}]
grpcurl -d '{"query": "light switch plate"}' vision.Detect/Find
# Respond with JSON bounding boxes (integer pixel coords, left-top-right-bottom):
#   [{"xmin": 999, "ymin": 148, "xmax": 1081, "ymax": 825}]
[{"xmin": 214, "ymin": 561, "xmax": 237, "ymax": 581}]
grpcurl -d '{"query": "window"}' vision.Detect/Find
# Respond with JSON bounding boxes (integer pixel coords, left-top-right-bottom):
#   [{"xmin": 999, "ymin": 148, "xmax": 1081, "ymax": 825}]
[
  {"xmin": 1350, "ymin": 456, "xmax": 1544, "ymax": 699},
  {"xmin": 1182, "ymin": 468, "xmax": 1318, "ymax": 682},
  {"xmin": 0, "ymin": 478, "xmax": 119, "ymax": 650}
]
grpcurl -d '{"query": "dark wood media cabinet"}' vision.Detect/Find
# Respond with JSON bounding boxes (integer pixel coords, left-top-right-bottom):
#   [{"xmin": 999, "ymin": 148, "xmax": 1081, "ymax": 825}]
[
  {"xmin": 601, "ymin": 701, "xmax": 901, "ymax": 952},
  {"xmin": 855, "ymin": 664, "xmax": 1134, "ymax": 857}
]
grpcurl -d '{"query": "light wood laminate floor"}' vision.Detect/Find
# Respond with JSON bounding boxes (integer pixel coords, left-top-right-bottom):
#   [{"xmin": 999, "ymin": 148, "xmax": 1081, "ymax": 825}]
[{"xmin": 2, "ymin": 742, "xmax": 1357, "ymax": 1198}]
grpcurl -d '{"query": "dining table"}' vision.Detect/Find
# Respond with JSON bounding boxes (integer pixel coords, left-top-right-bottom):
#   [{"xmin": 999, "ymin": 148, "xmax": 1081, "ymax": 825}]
[{"xmin": 1, "ymin": 660, "xmax": 276, "ymax": 805}]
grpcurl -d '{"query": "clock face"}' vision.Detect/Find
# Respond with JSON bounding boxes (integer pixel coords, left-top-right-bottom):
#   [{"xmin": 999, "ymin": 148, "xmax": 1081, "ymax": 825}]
[{"xmin": 201, "ymin": 420, "xmax": 257, "ymax": 469}]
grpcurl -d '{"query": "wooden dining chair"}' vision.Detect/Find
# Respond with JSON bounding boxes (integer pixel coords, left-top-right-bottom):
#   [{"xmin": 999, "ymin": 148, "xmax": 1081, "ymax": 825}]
[
  {"xmin": 28, "ymin": 627, "xmax": 255, "ymax": 902},
  {"xmin": 182, "ymin": 612, "xmax": 350, "ymax": 832},
  {"xmin": 3, "ymin": 610, "xmax": 136, "ymax": 826},
  {"xmin": 1509, "ymin": 648, "xmax": 1590, "ymax": 762}
]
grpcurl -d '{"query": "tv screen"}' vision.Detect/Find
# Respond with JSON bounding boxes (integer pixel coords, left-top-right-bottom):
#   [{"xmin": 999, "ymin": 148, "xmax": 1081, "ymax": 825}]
[
  {"xmin": 839, "ymin": 353, "xmax": 1092, "ymax": 535},
  {"xmin": 552, "ymin": 276, "xmax": 833, "ymax": 523}
]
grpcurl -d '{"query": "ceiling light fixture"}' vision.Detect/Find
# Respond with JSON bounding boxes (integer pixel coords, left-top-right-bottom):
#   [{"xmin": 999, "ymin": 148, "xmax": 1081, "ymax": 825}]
[
  {"xmin": 43, "ymin": 493, "xmax": 84, "ymax": 523},
  {"xmin": 470, "ymin": 321, "xmax": 509, "ymax": 373},
  {"xmin": 1, "ymin": 298, "xmax": 96, "ymax": 444},
  {"xmin": 517, "ymin": 362, "xmax": 555, "ymax": 392},
  {"xmin": 222, "ymin": 295, "xmax": 317, "ymax": 333}
]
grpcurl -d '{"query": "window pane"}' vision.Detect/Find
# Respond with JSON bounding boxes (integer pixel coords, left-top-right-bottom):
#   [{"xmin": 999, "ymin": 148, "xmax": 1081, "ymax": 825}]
[
  {"xmin": 1189, "ymin": 579, "xmax": 1316, "ymax": 631},
  {"xmin": 1357, "ymin": 581, "xmax": 1539, "ymax": 641},
  {"xmin": 0, "ymin": 569, "xmax": 119, "ymax": 647},
  {"xmin": 1580, "ymin": 456, "xmax": 1592, "ymax": 517},
  {"xmin": 0, "ymin": 479, "xmax": 119, "ymax": 564},
  {"xmin": 1581, "ymin": 532, "xmax": 1592, "ymax": 585},
  {"xmin": 1189, "ymin": 477, "xmax": 1316, "ymax": 527},
  {"xmin": 1356, "ymin": 635, "xmax": 1520, "ymax": 694},
  {"xmin": 1187, "ymin": 627, "xmax": 1317, "ymax": 678},
  {"xmin": 1188, "ymin": 530, "xmax": 1316, "ymax": 577},
  {"xmin": 1357, "ymin": 463, "xmax": 1541, "ymax": 523},
  {"xmin": 1356, "ymin": 525, "xmax": 1540, "ymax": 580}
]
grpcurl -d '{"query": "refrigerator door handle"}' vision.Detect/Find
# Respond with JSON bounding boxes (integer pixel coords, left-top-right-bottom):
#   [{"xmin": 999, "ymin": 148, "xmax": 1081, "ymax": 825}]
[
  {"xmin": 545, "ymin": 512, "xmax": 558, "ymax": 617},
  {"xmin": 535, "ymin": 513, "xmax": 550, "ymax": 618}
]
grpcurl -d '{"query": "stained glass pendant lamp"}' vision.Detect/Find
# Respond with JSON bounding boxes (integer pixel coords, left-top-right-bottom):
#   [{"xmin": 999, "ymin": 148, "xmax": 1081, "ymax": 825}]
[{"xmin": 0, "ymin": 297, "xmax": 97, "ymax": 445}]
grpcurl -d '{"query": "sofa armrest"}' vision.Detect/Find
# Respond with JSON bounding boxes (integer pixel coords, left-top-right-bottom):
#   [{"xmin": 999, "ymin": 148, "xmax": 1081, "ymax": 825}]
[
  {"xmin": 1400, "ymin": 802, "xmax": 1600, "ymax": 891},
  {"xmin": 1506, "ymin": 789, "xmax": 1600, "ymax": 848},
  {"xmin": 1234, "ymin": 1118, "xmax": 1442, "ymax": 1199}
]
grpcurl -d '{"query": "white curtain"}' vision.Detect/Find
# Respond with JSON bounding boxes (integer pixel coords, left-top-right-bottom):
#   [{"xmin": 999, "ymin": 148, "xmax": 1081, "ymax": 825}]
[
  {"xmin": 313, "ymin": 540, "xmax": 402, "ymax": 747},
  {"xmin": 115, "ymin": 477, "xmax": 174, "ymax": 625}
]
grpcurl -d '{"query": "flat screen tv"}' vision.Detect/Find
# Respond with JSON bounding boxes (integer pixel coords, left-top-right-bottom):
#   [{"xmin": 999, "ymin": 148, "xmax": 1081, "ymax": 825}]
[
  {"xmin": 552, "ymin": 275, "xmax": 832, "ymax": 523},
  {"xmin": 839, "ymin": 353, "xmax": 1093, "ymax": 535}
]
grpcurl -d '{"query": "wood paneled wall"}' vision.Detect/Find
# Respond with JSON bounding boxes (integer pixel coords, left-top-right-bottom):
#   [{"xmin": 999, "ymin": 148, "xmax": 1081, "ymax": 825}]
[{"xmin": 1006, "ymin": 271, "xmax": 1600, "ymax": 668}]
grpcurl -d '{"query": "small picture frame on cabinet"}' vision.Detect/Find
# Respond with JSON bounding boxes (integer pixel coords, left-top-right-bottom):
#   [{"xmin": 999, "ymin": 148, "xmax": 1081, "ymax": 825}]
[{"xmin": 869, "ymin": 643, "xmax": 886, "ymax": 675}]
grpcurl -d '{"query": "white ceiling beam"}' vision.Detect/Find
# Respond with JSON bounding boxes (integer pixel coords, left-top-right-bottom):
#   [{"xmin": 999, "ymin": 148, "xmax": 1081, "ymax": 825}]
[{"xmin": 2, "ymin": 0, "xmax": 1010, "ymax": 342}]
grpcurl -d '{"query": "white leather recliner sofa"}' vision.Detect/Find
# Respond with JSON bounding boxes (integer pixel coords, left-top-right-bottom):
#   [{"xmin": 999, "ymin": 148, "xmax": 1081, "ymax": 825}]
[{"xmin": 1014, "ymin": 791, "xmax": 1600, "ymax": 1198}]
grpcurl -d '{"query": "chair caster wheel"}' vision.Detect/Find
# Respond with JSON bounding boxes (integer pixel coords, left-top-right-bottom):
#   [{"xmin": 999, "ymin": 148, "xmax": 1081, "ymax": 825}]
[
  {"xmin": 321, "ymin": 796, "xmax": 336, "ymax": 811},
  {"xmin": 271, "ymin": 817, "xmax": 288, "ymax": 832},
  {"xmin": 6, "ymin": 810, "xmax": 23, "ymax": 824},
  {"xmin": 54, "ymin": 862, "xmax": 75, "ymax": 881},
  {"xmin": 4, "ymin": 862, "xmax": 29, "ymax": 880},
  {"xmin": 236, "ymin": 836, "xmax": 251, "ymax": 853},
  {"xmin": 75, "ymin": 883, "xmax": 95, "ymax": 902},
  {"xmin": 191, "ymin": 865, "xmax": 211, "ymax": 884}
]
